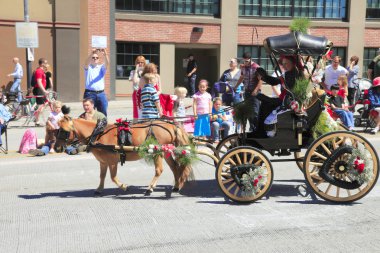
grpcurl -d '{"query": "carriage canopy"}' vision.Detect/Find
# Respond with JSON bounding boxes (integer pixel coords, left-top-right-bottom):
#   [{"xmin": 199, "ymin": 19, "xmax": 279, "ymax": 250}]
[{"xmin": 263, "ymin": 31, "xmax": 333, "ymax": 56}]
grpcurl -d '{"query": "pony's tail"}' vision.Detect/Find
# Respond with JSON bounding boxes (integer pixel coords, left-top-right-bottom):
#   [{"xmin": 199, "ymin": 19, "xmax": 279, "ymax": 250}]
[{"xmin": 176, "ymin": 126, "xmax": 195, "ymax": 187}]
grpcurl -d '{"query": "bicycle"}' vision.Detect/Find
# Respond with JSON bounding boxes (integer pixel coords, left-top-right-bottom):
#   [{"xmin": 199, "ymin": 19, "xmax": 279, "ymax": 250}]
[{"xmin": 5, "ymin": 90, "xmax": 57, "ymax": 127}]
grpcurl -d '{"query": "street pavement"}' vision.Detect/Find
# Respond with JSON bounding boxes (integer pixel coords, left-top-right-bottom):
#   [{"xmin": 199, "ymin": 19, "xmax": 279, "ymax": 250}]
[{"xmin": 1, "ymin": 98, "xmax": 380, "ymax": 253}]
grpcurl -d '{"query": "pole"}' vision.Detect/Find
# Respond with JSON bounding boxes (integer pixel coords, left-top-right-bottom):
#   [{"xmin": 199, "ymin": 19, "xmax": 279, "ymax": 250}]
[{"xmin": 24, "ymin": 0, "xmax": 33, "ymax": 90}]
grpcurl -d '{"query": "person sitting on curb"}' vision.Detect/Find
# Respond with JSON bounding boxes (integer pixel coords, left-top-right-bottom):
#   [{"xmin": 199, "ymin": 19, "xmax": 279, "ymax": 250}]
[{"xmin": 29, "ymin": 99, "xmax": 106, "ymax": 156}]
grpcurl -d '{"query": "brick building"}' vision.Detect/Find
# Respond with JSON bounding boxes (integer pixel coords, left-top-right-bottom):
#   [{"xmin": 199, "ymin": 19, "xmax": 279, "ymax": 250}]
[{"xmin": 0, "ymin": 0, "xmax": 379, "ymax": 101}]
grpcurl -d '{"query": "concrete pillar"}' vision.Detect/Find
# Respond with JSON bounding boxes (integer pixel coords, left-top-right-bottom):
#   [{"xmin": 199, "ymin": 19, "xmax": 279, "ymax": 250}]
[
  {"xmin": 160, "ymin": 43, "xmax": 175, "ymax": 94},
  {"xmin": 347, "ymin": 0, "xmax": 366, "ymax": 76},
  {"xmin": 219, "ymin": 0, "xmax": 239, "ymax": 76}
]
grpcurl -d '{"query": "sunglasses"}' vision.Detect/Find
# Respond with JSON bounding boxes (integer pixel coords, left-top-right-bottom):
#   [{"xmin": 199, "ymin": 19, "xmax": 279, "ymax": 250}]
[{"xmin": 92, "ymin": 57, "xmax": 99, "ymax": 60}]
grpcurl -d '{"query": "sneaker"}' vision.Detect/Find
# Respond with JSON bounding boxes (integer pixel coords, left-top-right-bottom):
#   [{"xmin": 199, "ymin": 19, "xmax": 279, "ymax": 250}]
[
  {"xmin": 49, "ymin": 149, "xmax": 55, "ymax": 154},
  {"xmin": 77, "ymin": 145, "xmax": 87, "ymax": 153},
  {"xmin": 371, "ymin": 127, "xmax": 379, "ymax": 135},
  {"xmin": 28, "ymin": 149, "xmax": 45, "ymax": 156}
]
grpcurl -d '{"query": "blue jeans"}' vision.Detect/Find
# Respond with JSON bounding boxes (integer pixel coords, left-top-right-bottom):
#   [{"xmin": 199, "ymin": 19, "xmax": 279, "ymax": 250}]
[
  {"xmin": 10, "ymin": 79, "xmax": 22, "ymax": 102},
  {"xmin": 211, "ymin": 121, "xmax": 230, "ymax": 141},
  {"xmin": 334, "ymin": 109, "xmax": 354, "ymax": 128},
  {"xmin": 40, "ymin": 143, "xmax": 51, "ymax": 155},
  {"xmin": 65, "ymin": 145, "xmax": 78, "ymax": 155},
  {"xmin": 0, "ymin": 124, "xmax": 4, "ymax": 145},
  {"xmin": 84, "ymin": 91, "xmax": 108, "ymax": 116},
  {"xmin": 187, "ymin": 74, "xmax": 196, "ymax": 96}
]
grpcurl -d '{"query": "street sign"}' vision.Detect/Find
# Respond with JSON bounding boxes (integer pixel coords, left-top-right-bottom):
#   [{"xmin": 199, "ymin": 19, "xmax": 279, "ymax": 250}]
[
  {"xmin": 16, "ymin": 22, "xmax": 39, "ymax": 48},
  {"xmin": 92, "ymin": 35, "xmax": 107, "ymax": 48}
]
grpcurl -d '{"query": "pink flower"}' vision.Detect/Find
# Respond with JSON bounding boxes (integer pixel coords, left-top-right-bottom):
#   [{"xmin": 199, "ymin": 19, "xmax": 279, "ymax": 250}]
[
  {"xmin": 181, "ymin": 150, "xmax": 187, "ymax": 155},
  {"xmin": 154, "ymin": 146, "xmax": 159, "ymax": 151},
  {"xmin": 258, "ymin": 175, "xmax": 262, "ymax": 180}
]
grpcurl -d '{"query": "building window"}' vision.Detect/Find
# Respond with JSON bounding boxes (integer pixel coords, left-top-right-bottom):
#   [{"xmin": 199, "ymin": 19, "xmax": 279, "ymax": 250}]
[
  {"xmin": 116, "ymin": 42, "xmax": 160, "ymax": 79},
  {"xmin": 238, "ymin": 45, "xmax": 346, "ymax": 75},
  {"xmin": 238, "ymin": 45, "xmax": 275, "ymax": 74},
  {"xmin": 363, "ymin": 48, "xmax": 378, "ymax": 78},
  {"xmin": 239, "ymin": 0, "xmax": 347, "ymax": 20},
  {"xmin": 116, "ymin": 0, "xmax": 220, "ymax": 16},
  {"xmin": 366, "ymin": 0, "xmax": 380, "ymax": 19}
]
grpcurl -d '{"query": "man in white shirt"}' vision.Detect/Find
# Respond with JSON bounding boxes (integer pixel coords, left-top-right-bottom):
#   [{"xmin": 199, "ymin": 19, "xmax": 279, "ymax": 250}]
[
  {"xmin": 83, "ymin": 48, "xmax": 109, "ymax": 116},
  {"xmin": 7, "ymin": 57, "xmax": 23, "ymax": 102},
  {"xmin": 322, "ymin": 56, "xmax": 348, "ymax": 91}
]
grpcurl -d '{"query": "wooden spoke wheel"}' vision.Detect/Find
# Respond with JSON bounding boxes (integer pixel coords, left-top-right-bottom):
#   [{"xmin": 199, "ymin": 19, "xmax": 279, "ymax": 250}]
[
  {"xmin": 304, "ymin": 131, "xmax": 379, "ymax": 203},
  {"xmin": 215, "ymin": 134, "xmax": 242, "ymax": 159},
  {"xmin": 216, "ymin": 147, "xmax": 273, "ymax": 203}
]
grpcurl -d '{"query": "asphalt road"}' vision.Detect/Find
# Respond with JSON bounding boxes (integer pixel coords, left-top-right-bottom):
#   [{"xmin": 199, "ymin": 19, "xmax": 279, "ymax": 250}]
[{"xmin": 1, "ymin": 100, "xmax": 380, "ymax": 253}]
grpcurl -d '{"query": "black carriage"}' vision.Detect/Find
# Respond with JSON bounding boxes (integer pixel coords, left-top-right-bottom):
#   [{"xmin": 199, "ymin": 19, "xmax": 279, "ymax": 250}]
[{"xmin": 213, "ymin": 32, "xmax": 379, "ymax": 203}]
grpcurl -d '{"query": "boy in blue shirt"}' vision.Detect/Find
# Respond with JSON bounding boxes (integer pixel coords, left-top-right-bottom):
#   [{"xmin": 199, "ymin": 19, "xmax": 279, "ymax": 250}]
[
  {"xmin": 141, "ymin": 73, "xmax": 163, "ymax": 119},
  {"xmin": 211, "ymin": 97, "xmax": 230, "ymax": 142}
]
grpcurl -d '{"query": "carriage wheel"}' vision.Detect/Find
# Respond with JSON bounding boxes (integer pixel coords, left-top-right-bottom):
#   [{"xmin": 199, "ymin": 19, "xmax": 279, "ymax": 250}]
[
  {"xmin": 216, "ymin": 147, "xmax": 273, "ymax": 203},
  {"xmin": 215, "ymin": 134, "xmax": 241, "ymax": 159},
  {"xmin": 304, "ymin": 131, "xmax": 379, "ymax": 203}
]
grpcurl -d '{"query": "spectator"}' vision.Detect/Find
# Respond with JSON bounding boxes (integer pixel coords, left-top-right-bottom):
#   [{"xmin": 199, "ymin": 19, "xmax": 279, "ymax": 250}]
[
  {"xmin": 129, "ymin": 55, "xmax": 146, "ymax": 122},
  {"xmin": 44, "ymin": 62, "xmax": 53, "ymax": 91},
  {"xmin": 83, "ymin": 48, "xmax": 109, "ymax": 116},
  {"xmin": 44, "ymin": 101, "xmax": 63, "ymax": 153},
  {"xmin": 173, "ymin": 87, "xmax": 187, "ymax": 125},
  {"xmin": 186, "ymin": 54, "xmax": 197, "ymax": 97},
  {"xmin": 33, "ymin": 58, "xmax": 49, "ymax": 126},
  {"xmin": 219, "ymin": 58, "xmax": 243, "ymax": 105},
  {"xmin": 0, "ymin": 92, "xmax": 12, "ymax": 147},
  {"xmin": 193, "ymin": 79, "xmax": 212, "ymax": 138},
  {"xmin": 367, "ymin": 48, "xmax": 380, "ymax": 81},
  {"xmin": 368, "ymin": 77, "xmax": 380, "ymax": 134},
  {"xmin": 329, "ymin": 84, "xmax": 354, "ymax": 131},
  {"xmin": 236, "ymin": 52, "xmax": 261, "ymax": 131},
  {"xmin": 211, "ymin": 97, "xmax": 230, "ymax": 143},
  {"xmin": 7, "ymin": 57, "xmax": 23, "ymax": 102},
  {"xmin": 347, "ymin": 56, "xmax": 360, "ymax": 108},
  {"xmin": 322, "ymin": 56, "xmax": 348, "ymax": 91},
  {"xmin": 337, "ymin": 74, "xmax": 349, "ymax": 100},
  {"xmin": 141, "ymin": 73, "xmax": 163, "ymax": 119}
]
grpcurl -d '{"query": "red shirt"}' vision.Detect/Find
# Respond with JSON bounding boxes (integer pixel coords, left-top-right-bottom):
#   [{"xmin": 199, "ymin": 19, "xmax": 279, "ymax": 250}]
[{"xmin": 34, "ymin": 68, "xmax": 46, "ymax": 89}]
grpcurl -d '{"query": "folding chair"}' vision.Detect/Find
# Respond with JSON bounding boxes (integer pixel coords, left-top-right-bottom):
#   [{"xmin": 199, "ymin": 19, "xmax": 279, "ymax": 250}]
[{"xmin": 0, "ymin": 121, "xmax": 8, "ymax": 154}]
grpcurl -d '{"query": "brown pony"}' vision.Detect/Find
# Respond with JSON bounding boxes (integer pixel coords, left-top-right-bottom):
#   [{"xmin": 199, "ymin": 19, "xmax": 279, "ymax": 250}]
[{"xmin": 55, "ymin": 116, "xmax": 193, "ymax": 195}]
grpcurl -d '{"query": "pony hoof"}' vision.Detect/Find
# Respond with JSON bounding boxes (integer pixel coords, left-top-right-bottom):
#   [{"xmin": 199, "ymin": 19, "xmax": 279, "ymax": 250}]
[
  {"xmin": 145, "ymin": 188, "xmax": 153, "ymax": 196},
  {"xmin": 172, "ymin": 187, "xmax": 180, "ymax": 192},
  {"xmin": 120, "ymin": 184, "xmax": 128, "ymax": 192}
]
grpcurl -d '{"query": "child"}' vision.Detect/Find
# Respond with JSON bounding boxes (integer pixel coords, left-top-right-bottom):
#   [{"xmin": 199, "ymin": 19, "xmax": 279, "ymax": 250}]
[
  {"xmin": 174, "ymin": 87, "xmax": 187, "ymax": 125},
  {"xmin": 141, "ymin": 73, "xmax": 163, "ymax": 119},
  {"xmin": 337, "ymin": 74, "xmax": 349, "ymax": 100},
  {"xmin": 45, "ymin": 100, "xmax": 64, "ymax": 153},
  {"xmin": 329, "ymin": 84, "xmax": 354, "ymax": 131},
  {"xmin": 211, "ymin": 97, "xmax": 230, "ymax": 143},
  {"xmin": 193, "ymin": 80, "xmax": 212, "ymax": 138}
]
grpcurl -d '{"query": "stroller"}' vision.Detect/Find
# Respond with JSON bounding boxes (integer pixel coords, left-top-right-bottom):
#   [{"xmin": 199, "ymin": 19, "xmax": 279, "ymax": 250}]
[
  {"xmin": 351, "ymin": 78, "xmax": 375, "ymax": 129},
  {"xmin": 211, "ymin": 81, "xmax": 243, "ymax": 106}
]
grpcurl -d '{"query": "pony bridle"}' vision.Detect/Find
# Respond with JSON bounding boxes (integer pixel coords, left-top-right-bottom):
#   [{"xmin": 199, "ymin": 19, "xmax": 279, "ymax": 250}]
[{"xmin": 56, "ymin": 118, "xmax": 78, "ymax": 146}]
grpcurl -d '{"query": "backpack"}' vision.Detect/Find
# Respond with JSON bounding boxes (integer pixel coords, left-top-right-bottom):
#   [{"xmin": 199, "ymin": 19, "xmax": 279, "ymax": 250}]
[
  {"xmin": 30, "ymin": 71, "xmax": 37, "ymax": 88},
  {"xmin": 19, "ymin": 128, "xmax": 38, "ymax": 154}
]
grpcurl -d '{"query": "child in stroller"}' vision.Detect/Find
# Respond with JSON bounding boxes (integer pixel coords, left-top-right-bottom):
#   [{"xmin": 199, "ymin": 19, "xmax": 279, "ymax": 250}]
[{"xmin": 350, "ymin": 78, "xmax": 374, "ymax": 128}]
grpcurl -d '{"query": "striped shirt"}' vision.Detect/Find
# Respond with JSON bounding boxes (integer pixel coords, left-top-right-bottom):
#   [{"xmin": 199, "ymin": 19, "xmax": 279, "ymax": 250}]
[{"xmin": 141, "ymin": 83, "xmax": 160, "ymax": 118}]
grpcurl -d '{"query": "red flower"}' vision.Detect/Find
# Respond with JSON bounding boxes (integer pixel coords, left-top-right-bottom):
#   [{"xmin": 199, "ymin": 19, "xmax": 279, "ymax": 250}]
[
  {"xmin": 354, "ymin": 160, "xmax": 359, "ymax": 166},
  {"xmin": 116, "ymin": 118, "xmax": 122, "ymax": 123},
  {"xmin": 258, "ymin": 175, "xmax": 262, "ymax": 180},
  {"xmin": 154, "ymin": 146, "xmax": 159, "ymax": 151},
  {"xmin": 356, "ymin": 163, "xmax": 365, "ymax": 174},
  {"xmin": 181, "ymin": 150, "xmax": 187, "ymax": 155},
  {"xmin": 253, "ymin": 179, "xmax": 259, "ymax": 187},
  {"xmin": 357, "ymin": 156, "xmax": 361, "ymax": 160}
]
